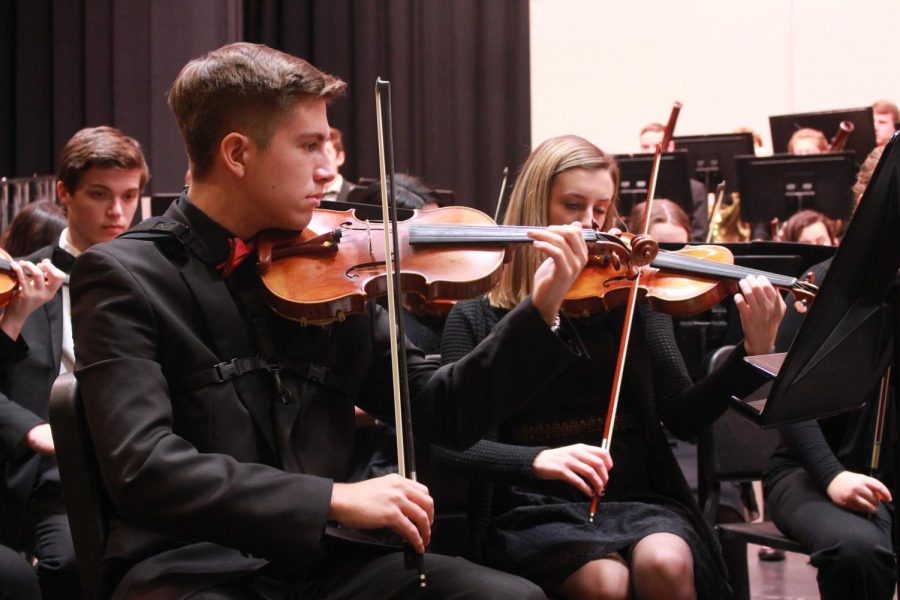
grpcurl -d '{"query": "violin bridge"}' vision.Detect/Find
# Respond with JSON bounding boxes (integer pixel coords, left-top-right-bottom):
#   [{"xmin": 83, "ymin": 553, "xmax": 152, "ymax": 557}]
[{"xmin": 366, "ymin": 219, "xmax": 373, "ymax": 255}]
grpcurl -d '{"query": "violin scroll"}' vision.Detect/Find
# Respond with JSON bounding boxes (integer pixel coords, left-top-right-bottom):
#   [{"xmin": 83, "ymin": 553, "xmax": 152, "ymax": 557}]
[{"xmin": 628, "ymin": 234, "xmax": 659, "ymax": 268}]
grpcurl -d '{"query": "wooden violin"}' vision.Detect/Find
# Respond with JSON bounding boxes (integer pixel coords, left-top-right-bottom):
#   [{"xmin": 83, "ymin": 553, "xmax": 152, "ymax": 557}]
[
  {"xmin": 255, "ymin": 206, "xmax": 645, "ymax": 325},
  {"xmin": 565, "ymin": 236, "xmax": 819, "ymax": 317},
  {"xmin": 0, "ymin": 249, "xmax": 18, "ymax": 307}
]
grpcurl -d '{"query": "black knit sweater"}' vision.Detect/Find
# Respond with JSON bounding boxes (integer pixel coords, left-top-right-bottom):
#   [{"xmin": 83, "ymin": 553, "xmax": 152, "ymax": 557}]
[{"xmin": 434, "ymin": 297, "xmax": 764, "ymax": 565}]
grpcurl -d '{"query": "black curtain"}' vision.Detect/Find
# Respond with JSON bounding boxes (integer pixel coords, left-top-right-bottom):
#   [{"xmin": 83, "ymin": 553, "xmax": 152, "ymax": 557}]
[
  {"xmin": 0, "ymin": 0, "xmax": 241, "ymax": 193},
  {"xmin": 244, "ymin": 0, "xmax": 531, "ymax": 214}
]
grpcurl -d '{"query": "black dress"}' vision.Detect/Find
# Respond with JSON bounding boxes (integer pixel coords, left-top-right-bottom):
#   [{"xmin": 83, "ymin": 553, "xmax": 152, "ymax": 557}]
[{"xmin": 435, "ymin": 298, "xmax": 763, "ymax": 598}]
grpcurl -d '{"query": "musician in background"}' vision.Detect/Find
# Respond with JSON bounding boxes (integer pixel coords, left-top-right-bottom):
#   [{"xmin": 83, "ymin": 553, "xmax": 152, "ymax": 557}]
[
  {"xmin": 628, "ymin": 199, "xmax": 691, "ymax": 244},
  {"xmin": 434, "ymin": 134, "xmax": 785, "ymax": 600},
  {"xmin": 639, "ymin": 122, "xmax": 674, "ymax": 153},
  {"xmin": 787, "ymin": 128, "xmax": 828, "ymax": 155},
  {"xmin": 763, "ymin": 144, "xmax": 894, "ymax": 600},
  {"xmin": 1, "ymin": 200, "xmax": 67, "ymax": 257},
  {"xmin": 872, "ymin": 99, "xmax": 898, "ymax": 147},
  {"xmin": 639, "ymin": 123, "xmax": 709, "ymax": 242},
  {"xmin": 734, "ymin": 127, "xmax": 767, "ymax": 156},
  {"xmin": 0, "ymin": 125, "xmax": 147, "ymax": 600},
  {"xmin": 322, "ymin": 126, "xmax": 358, "ymax": 203},
  {"xmin": 776, "ymin": 210, "xmax": 837, "ymax": 246},
  {"xmin": 853, "ymin": 145, "xmax": 884, "ymax": 213}
]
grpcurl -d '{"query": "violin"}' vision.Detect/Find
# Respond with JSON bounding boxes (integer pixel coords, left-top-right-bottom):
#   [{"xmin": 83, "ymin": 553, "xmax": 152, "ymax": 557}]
[
  {"xmin": 256, "ymin": 206, "xmax": 644, "ymax": 325},
  {"xmin": 0, "ymin": 249, "xmax": 17, "ymax": 307},
  {"xmin": 564, "ymin": 235, "xmax": 819, "ymax": 317},
  {"xmin": 256, "ymin": 205, "xmax": 817, "ymax": 325}
]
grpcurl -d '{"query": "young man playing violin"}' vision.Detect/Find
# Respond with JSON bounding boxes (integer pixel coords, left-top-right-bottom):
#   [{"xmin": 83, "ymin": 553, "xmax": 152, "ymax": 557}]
[
  {"xmin": 0, "ymin": 125, "xmax": 147, "ymax": 599},
  {"xmin": 69, "ymin": 42, "xmax": 588, "ymax": 599}
]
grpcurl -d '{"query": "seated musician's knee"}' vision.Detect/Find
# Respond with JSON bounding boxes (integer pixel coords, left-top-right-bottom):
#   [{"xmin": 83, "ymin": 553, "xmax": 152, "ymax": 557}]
[
  {"xmin": 817, "ymin": 534, "xmax": 893, "ymax": 575},
  {"xmin": 561, "ymin": 558, "xmax": 631, "ymax": 600},
  {"xmin": 633, "ymin": 538, "xmax": 693, "ymax": 584}
]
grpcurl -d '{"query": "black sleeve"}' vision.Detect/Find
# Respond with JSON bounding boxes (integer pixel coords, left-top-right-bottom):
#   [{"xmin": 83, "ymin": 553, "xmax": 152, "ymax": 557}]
[
  {"xmin": 648, "ymin": 311, "xmax": 765, "ymax": 439},
  {"xmin": 0, "ymin": 331, "xmax": 43, "ymax": 459},
  {"xmin": 772, "ymin": 259, "xmax": 845, "ymax": 491},
  {"xmin": 430, "ymin": 301, "xmax": 548, "ymax": 483}
]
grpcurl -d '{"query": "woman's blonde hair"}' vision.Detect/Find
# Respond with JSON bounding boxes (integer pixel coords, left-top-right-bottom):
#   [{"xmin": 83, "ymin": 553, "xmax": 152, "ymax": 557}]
[{"xmin": 488, "ymin": 135, "xmax": 619, "ymax": 309}]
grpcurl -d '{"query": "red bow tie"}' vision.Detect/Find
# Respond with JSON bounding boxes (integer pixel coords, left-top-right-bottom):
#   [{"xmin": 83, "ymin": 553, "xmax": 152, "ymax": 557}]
[{"xmin": 216, "ymin": 237, "xmax": 256, "ymax": 277}]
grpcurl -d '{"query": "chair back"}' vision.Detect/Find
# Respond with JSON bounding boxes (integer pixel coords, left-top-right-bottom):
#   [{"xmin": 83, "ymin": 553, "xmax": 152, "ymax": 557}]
[
  {"xmin": 48, "ymin": 373, "xmax": 110, "ymax": 599},
  {"xmin": 698, "ymin": 346, "xmax": 781, "ymax": 523}
]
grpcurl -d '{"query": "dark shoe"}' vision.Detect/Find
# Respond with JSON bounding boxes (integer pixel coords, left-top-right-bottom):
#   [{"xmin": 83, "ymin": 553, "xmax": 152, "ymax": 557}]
[{"xmin": 757, "ymin": 546, "xmax": 785, "ymax": 561}]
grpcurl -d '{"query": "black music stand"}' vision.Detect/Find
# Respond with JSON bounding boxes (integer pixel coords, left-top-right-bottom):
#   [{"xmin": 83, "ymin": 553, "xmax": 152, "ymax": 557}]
[
  {"xmin": 734, "ymin": 152, "xmax": 857, "ymax": 223},
  {"xmin": 673, "ymin": 132, "xmax": 755, "ymax": 193},
  {"xmin": 769, "ymin": 106, "xmax": 877, "ymax": 160},
  {"xmin": 729, "ymin": 132, "xmax": 900, "ymax": 587},
  {"xmin": 615, "ymin": 150, "xmax": 694, "ymax": 216}
]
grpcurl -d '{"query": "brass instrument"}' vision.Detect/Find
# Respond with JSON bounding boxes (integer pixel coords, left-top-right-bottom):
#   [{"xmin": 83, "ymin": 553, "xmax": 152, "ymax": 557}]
[{"xmin": 707, "ymin": 190, "xmax": 751, "ymax": 242}]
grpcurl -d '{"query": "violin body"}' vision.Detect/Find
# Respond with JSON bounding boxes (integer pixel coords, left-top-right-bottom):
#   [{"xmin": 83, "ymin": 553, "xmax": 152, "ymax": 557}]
[
  {"xmin": 565, "ymin": 244, "xmax": 731, "ymax": 317},
  {"xmin": 0, "ymin": 248, "xmax": 19, "ymax": 307},
  {"xmin": 257, "ymin": 206, "xmax": 507, "ymax": 325}
]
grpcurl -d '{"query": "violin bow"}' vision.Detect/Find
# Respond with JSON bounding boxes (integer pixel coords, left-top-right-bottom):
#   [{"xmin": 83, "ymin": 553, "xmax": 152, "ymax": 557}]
[
  {"xmin": 659, "ymin": 101, "xmax": 683, "ymax": 151},
  {"xmin": 589, "ymin": 144, "xmax": 663, "ymax": 523},
  {"xmin": 374, "ymin": 77, "xmax": 427, "ymax": 587},
  {"xmin": 869, "ymin": 366, "xmax": 891, "ymax": 476},
  {"xmin": 492, "ymin": 166, "xmax": 510, "ymax": 222}
]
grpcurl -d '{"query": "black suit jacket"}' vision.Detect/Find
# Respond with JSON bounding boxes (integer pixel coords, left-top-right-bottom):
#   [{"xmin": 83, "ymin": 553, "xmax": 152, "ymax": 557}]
[
  {"xmin": 0, "ymin": 244, "xmax": 72, "ymax": 546},
  {"xmin": 70, "ymin": 195, "xmax": 581, "ymax": 597}
]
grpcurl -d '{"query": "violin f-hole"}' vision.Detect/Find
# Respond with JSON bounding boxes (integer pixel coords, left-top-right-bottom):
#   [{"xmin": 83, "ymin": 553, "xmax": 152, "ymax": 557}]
[{"xmin": 346, "ymin": 260, "xmax": 387, "ymax": 279}]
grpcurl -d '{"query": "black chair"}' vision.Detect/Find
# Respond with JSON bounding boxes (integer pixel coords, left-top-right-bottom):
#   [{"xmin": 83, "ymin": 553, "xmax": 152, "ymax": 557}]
[
  {"xmin": 697, "ymin": 345, "xmax": 810, "ymax": 600},
  {"xmin": 48, "ymin": 374, "xmax": 110, "ymax": 600}
]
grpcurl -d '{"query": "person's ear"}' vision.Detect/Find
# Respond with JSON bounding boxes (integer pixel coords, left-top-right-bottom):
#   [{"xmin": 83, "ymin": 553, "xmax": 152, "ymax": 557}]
[
  {"xmin": 57, "ymin": 180, "xmax": 72, "ymax": 206},
  {"xmin": 336, "ymin": 150, "xmax": 346, "ymax": 169},
  {"xmin": 220, "ymin": 132, "xmax": 252, "ymax": 178}
]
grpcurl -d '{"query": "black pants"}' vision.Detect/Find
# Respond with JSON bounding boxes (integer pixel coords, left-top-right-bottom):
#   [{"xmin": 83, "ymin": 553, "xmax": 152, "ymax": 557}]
[
  {"xmin": 0, "ymin": 544, "xmax": 40, "ymax": 600},
  {"xmin": 186, "ymin": 552, "xmax": 547, "ymax": 600},
  {"xmin": 766, "ymin": 468, "xmax": 895, "ymax": 600},
  {"xmin": 22, "ymin": 480, "xmax": 82, "ymax": 600}
]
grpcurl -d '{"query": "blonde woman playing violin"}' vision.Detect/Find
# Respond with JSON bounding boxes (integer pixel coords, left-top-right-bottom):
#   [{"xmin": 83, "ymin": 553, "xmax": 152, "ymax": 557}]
[{"xmin": 434, "ymin": 135, "xmax": 785, "ymax": 600}]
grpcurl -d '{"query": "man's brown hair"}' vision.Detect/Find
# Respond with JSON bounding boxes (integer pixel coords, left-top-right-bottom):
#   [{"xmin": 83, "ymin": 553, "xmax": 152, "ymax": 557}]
[
  {"xmin": 168, "ymin": 42, "xmax": 347, "ymax": 180},
  {"xmin": 873, "ymin": 99, "xmax": 900, "ymax": 123},
  {"xmin": 57, "ymin": 126, "xmax": 150, "ymax": 193}
]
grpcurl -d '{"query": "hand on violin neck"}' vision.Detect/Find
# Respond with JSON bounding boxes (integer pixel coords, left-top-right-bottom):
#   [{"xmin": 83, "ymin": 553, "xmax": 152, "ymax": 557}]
[
  {"xmin": 734, "ymin": 275, "xmax": 786, "ymax": 356},
  {"xmin": 329, "ymin": 474, "xmax": 434, "ymax": 554},
  {"xmin": 0, "ymin": 259, "xmax": 67, "ymax": 341},
  {"xmin": 529, "ymin": 222, "xmax": 589, "ymax": 326}
]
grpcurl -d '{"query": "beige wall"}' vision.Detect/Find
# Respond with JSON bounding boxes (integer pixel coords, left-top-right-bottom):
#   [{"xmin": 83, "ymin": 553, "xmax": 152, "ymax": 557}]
[{"xmin": 530, "ymin": 0, "xmax": 900, "ymax": 155}]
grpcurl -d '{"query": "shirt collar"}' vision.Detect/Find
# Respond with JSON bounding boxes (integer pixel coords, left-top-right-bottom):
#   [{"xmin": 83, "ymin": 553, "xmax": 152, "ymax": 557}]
[
  {"xmin": 323, "ymin": 174, "xmax": 344, "ymax": 195},
  {"xmin": 59, "ymin": 228, "xmax": 82, "ymax": 259},
  {"xmin": 175, "ymin": 193, "xmax": 238, "ymax": 267}
]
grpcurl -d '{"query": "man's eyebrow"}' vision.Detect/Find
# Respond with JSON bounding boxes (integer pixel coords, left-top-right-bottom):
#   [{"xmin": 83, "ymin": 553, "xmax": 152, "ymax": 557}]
[{"xmin": 297, "ymin": 132, "xmax": 327, "ymax": 142}]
